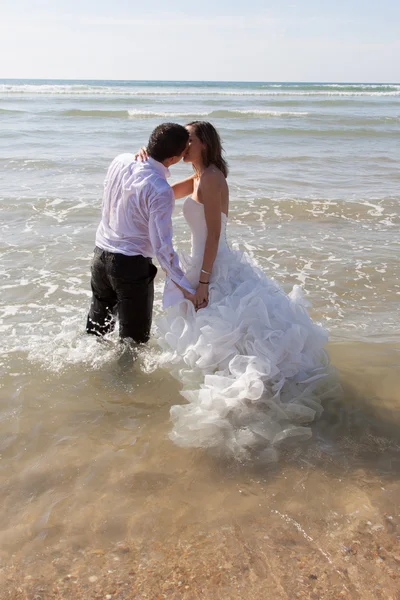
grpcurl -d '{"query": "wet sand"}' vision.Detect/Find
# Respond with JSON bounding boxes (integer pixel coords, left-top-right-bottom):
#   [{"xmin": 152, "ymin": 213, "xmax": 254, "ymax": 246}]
[{"xmin": 2, "ymin": 473, "xmax": 399, "ymax": 600}]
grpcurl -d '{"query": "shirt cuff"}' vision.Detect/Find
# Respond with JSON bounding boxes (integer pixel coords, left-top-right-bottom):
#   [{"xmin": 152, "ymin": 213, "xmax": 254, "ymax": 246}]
[
  {"xmin": 163, "ymin": 276, "xmax": 195, "ymax": 309},
  {"xmin": 176, "ymin": 275, "xmax": 196, "ymax": 294}
]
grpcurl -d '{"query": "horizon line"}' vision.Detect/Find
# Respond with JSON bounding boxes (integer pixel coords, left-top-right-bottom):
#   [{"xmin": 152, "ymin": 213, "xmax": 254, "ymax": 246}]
[{"xmin": 1, "ymin": 78, "xmax": 399, "ymax": 85}]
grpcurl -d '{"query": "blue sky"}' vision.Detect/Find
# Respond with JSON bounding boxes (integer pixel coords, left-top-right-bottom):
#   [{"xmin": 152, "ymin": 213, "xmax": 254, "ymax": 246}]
[{"xmin": 1, "ymin": 0, "xmax": 399, "ymax": 81}]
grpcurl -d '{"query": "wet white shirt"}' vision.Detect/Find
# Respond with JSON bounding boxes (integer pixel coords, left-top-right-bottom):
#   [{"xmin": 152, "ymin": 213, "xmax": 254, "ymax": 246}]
[{"xmin": 95, "ymin": 154, "xmax": 194, "ymax": 301}]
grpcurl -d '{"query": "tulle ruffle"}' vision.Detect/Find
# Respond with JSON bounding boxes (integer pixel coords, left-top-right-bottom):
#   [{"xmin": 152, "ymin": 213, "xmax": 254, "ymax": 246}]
[{"xmin": 157, "ymin": 246, "xmax": 337, "ymax": 461}]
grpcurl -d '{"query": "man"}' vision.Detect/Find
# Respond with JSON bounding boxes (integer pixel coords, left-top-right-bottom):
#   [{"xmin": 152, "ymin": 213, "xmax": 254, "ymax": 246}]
[{"xmin": 86, "ymin": 122, "xmax": 195, "ymax": 343}]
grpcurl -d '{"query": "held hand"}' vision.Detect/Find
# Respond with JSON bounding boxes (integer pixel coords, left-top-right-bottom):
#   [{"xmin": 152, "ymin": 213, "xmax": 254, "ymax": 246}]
[
  {"xmin": 133, "ymin": 146, "xmax": 149, "ymax": 162},
  {"xmin": 182, "ymin": 289, "xmax": 196, "ymax": 306},
  {"xmin": 196, "ymin": 300, "xmax": 208, "ymax": 311},
  {"xmin": 194, "ymin": 282, "xmax": 209, "ymax": 310}
]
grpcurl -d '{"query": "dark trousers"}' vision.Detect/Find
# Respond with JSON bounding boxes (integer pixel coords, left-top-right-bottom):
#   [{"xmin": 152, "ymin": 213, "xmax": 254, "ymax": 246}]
[{"xmin": 86, "ymin": 247, "xmax": 157, "ymax": 343}]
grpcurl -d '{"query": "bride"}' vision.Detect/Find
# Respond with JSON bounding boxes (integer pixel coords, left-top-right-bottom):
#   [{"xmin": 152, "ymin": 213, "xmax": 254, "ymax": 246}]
[{"xmin": 140, "ymin": 121, "xmax": 335, "ymax": 461}]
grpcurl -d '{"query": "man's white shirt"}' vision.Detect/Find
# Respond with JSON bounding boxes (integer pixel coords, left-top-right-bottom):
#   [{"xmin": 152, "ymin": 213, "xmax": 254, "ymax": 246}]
[{"xmin": 95, "ymin": 154, "xmax": 194, "ymax": 300}]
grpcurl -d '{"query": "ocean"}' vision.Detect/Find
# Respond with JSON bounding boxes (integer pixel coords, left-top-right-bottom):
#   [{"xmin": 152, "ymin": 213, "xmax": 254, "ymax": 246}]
[{"xmin": 1, "ymin": 80, "xmax": 399, "ymax": 598}]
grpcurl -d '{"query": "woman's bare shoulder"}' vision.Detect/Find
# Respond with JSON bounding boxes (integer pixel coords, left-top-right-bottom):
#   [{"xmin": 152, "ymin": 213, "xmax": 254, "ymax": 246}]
[{"xmin": 200, "ymin": 166, "xmax": 227, "ymax": 188}]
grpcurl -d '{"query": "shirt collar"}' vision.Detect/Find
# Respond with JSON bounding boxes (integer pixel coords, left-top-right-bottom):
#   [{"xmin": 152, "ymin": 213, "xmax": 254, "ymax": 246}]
[{"xmin": 147, "ymin": 156, "xmax": 171, "ymax": 179}]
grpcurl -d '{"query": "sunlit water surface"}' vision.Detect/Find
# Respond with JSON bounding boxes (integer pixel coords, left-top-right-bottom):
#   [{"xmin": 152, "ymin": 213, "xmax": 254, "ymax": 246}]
[{"xmin": 1, "ymin": 80, "xmax": 399, "ymax": 599}]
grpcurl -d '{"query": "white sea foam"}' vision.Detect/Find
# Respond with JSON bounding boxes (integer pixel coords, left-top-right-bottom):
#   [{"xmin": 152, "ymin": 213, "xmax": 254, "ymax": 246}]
[
  {"xmin": 1, "ymin": 83, "xmax": 400, "ymax": 97},
  {"xmin": 61, "ymin": 108, "xmax": 309, "ymax": 119}
]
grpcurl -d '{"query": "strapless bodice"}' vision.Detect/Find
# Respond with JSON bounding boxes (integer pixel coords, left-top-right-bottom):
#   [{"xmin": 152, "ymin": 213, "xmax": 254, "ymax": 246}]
[{"xmin": 182, "ymin": 196, "xmax": 229, "ymax": 259}]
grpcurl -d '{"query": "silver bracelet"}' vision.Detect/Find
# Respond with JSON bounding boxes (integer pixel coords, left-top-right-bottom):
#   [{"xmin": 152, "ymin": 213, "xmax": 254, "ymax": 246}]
[{"xmin": 201, "ymin": 268, "xmax": 211, "ymax": 275}]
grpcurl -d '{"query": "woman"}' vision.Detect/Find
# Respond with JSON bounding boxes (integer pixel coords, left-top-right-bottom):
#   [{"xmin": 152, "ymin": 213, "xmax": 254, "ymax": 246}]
[
  {"xmin": 138, "ymin": 121, "xmax": 336, "ymax": 461},
  {"xmin": 162, "ymin": 121, "xmax": 229, "ymax": 310}
]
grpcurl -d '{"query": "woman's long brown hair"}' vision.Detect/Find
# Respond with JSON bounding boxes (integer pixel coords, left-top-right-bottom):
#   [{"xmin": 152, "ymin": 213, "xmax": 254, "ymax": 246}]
[{"xmin": 186, "ymin": 121, "xmax": 229, "ymax": 178}]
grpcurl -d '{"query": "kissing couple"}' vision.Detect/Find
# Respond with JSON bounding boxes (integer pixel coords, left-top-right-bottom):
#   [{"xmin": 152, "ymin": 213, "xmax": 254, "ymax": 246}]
[{"xmin": 86, "ymin": 121, "xmax": 335, "ymax": 461}]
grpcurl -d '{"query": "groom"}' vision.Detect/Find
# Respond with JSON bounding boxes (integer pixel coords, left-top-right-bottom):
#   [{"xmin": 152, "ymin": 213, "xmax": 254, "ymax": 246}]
[{"xmin": 86, "ymin": 122, "xmax": 195, "ymax": 343}]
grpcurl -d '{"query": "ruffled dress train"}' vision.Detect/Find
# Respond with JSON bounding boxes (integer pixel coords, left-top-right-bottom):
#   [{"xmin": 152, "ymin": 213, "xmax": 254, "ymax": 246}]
[{"xmin": 156, "ymin": 197, "xmax": 337, "ymax": 461}]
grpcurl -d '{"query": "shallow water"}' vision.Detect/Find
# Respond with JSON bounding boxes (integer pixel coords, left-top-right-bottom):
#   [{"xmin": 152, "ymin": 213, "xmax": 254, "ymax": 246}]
[
  {"xmin": 1, "ymin": 80, "xmax": 399, "ymax": 598},
  {"xmin": 1, "ymin": 342, "xmax": 399, "ymax": 598}
]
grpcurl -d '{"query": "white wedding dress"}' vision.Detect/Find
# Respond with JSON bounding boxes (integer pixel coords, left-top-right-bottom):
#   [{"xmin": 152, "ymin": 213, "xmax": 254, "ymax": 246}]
[{"xmin": 156, "ymin": 197, "xmax": 336, "ymax": 461}]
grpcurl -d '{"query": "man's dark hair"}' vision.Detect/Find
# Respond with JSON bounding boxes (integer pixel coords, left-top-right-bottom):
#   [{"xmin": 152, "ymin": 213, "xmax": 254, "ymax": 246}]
[{"xmin": 147, "ymin": 123, "xmax": 189, "ymax": 163}]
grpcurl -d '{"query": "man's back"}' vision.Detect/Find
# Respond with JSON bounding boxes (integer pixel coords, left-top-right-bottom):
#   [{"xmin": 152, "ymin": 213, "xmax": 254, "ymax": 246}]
[
  {"xmin": 86, "ymin": 122, "xmax": 192, "ymax": 342},
  {"xmin": 95, "ymin": 153, "xmax": 173, "ymax": 257}
]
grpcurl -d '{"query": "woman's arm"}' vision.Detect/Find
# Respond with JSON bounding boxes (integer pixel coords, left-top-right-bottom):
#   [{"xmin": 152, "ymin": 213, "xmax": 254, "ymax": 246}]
[
  {"xmin": 194, "ymin": 171, "xmax": 222, "ymax": 309},
  {"xmin": 171, "ymin": 174, "xmax": 196, "ymax": 200}
]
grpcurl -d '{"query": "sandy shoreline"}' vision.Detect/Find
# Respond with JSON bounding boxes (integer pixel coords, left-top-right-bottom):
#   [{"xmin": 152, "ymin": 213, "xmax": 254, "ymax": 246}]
[{"xmin": 2, "ymin": 508, "xmax": 399, "ymax": 600}]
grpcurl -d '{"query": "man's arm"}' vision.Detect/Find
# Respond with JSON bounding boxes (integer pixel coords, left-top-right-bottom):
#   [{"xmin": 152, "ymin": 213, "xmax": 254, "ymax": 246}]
[{"xmin": 148, "ymin": 188, "xmax": 195, "ymax": 297}]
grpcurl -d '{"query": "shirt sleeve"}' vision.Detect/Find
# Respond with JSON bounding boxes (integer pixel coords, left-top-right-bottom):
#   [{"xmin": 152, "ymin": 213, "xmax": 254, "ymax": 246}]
[{"xmin": 149, "ymin": 187, "xmax": 195, "ymax": 293}]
